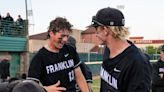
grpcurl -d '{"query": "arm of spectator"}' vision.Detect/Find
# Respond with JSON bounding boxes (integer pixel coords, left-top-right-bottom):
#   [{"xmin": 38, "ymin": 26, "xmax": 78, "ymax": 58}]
[{"xmin": 159, "ymin": 73, "xmax": 164, "ymax": 79}]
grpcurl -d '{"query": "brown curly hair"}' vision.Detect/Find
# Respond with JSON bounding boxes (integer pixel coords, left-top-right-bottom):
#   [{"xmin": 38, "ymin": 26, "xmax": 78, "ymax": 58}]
[{"xmin": 47, "ymin": 17, "xmax": 72, "ymax": 38}]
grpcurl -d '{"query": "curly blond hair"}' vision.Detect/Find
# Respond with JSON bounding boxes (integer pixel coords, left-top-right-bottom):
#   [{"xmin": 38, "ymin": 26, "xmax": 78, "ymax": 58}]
[{"xmin": 108, "ymin": 26, "xmax": 129, "ymax": 40}]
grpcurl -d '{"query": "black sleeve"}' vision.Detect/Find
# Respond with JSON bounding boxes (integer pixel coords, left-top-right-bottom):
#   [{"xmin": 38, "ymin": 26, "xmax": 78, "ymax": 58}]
[
  {"xmin": 152, "ymin": 62, "xmax": 164, "ymax": 86},
  {"xmin": 28, "ymin": 52, "xmax": 44, "ymax": 81},
  {"xmin": 80, "ymin": 62, "xmax": 92, "ymax": 83},
  {"xmin": 126, "ymin": 59, "xmax": 152, "ymax": 92},
  {"xmin": 66, "ymin": 45, "xmax": 81, "ymax": 68},
  {"xmin": 73, "ymin": 49, "xmax": 81, "ymax": 69}
]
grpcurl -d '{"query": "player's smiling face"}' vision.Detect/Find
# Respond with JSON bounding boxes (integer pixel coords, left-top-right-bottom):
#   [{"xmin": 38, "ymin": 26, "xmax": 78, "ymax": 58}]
[{"xmin": 49, "ymin": 29, "xmax": 70, "ymax": 51}]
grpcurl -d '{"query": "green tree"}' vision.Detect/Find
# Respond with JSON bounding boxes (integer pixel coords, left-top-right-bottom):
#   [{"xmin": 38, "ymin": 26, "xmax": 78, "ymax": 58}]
[
  {"xmin": 145, "ymin": 46, "xmax": 159, "ymax": 54},
  {"xmin": 145, "ymin": 46, "xmax": 160, "ymax": 54}
]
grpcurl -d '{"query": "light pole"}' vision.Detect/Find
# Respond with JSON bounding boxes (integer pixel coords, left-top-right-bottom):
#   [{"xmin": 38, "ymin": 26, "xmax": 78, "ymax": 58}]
[
  {"xmin": 21, "ymin": 0, "xmax": 29, "ymax": 75},
  {"xmin": 87, "ymin": 44, "xmax": 90, "ymax": 62},
  {"xmin": 25, "ymin": 0, "xmax": 28, "ymax": 20},
  {"xmin": 25, "ymin": 0, "xmax": 29, "ymax": 35}
]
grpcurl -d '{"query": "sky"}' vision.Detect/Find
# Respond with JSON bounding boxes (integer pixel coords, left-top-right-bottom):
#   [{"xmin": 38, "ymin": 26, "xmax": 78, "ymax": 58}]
[{"xmin": 0, "ymin": 0, "xmax": 164, "ymax": 40}]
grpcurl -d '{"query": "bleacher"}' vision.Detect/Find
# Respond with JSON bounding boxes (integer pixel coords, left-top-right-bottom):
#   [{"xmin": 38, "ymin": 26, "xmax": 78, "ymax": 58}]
[{"xmin": 0, "ymin": 20, "xmax": 27, "ymax": 37}]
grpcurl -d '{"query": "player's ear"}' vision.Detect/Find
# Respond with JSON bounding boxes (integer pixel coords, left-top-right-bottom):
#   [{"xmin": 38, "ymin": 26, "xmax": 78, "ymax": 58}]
[
  {"xmin": 49, "ymin": 30, "xmax": 55, "ymax": 37},
  {"xmin": 103, "ymin": 27, "xmax": 110, "ymax": 36}
]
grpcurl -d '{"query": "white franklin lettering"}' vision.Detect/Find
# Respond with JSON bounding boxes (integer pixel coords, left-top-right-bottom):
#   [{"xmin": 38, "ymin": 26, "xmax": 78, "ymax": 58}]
[
  {"xmin": 57, "ymin": 61, "xmax": 66, "ymax": 70},
  {"xmin": 45, "ymin": 59, "xmax": 74, "ymax": 74},
  {"xmin": 50, "ymin": 65, "xmax": 55, "ymax": 73},
  {"xmin": 46, "ymin": 66, "xmax": 50, "ymax": 74},
  {"xmin": 100, "ymin": 67, "xmax": 118, "ymax": 89}
]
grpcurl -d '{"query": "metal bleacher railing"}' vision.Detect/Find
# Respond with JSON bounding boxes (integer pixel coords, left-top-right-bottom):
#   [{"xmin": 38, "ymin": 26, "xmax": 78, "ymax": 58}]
[{"xmin": 0, "ymin": 20, "xmax": 27, "ymax": 37}]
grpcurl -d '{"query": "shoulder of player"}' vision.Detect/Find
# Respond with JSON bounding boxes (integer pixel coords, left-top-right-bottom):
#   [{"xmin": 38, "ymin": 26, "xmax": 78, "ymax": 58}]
[
  {"xmin": 32, "ymin": 47, "xmax": 49, "ymax": 59},
  {"xmin": 62, "ymin": 44, "xmax": 76, "ymax": 52}
]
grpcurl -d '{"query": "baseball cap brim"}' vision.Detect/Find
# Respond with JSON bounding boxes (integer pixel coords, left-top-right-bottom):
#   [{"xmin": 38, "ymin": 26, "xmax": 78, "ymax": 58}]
[{"xmin": 87, "ymin": 16, "xmax": 104, "ymax": 28}]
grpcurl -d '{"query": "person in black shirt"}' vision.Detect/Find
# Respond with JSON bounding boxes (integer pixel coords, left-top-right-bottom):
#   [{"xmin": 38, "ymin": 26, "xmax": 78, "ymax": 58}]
[
  {"xmin": 28, "ymin": 17, "xmax": 89, "ymax": 92},
  {"xmin": 66, "ymin": 36, "xmax": 93, "ymax": 92},
  {"xmin": 88, "ymin": 7, "xmax": 152, "ymax": 92},
  {"xmin": 76, "ymin": 62, "xmax": 92, "ymax": 92},
  {"xmin": 67, "ymin": 36, "xmax": 77, "ymax": 49},
  {"xmin": 152, "ymin": 45, "xmax": 164, "ymax": 92},
  {"xmin": 0, "ymin": 58, "xmax": 10, "ymax": 82},
  {"xmin": 16, "ymin": 15, "xmax": 24, "ymax": 26},
  {"xmin": 0, "ymin": 14, "xmax": 2, "ymax": 20},
  {"xmin": 4, "ymin": 12, "xmax": 14, "ymax": 22},
  {"xmin": 16, "ymin": 15, "xmax": 24, "ymax": 30}
]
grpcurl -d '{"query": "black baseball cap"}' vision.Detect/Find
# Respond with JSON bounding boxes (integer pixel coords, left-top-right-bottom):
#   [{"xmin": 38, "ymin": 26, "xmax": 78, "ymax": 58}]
[{"xmin": 89, "ymin": 7, "xmax": 125, "ymax": 27}]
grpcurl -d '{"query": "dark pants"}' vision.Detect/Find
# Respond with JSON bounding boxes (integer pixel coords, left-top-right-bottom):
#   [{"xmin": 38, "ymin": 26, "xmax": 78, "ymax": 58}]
[{"xmin": 152, "ymin": 85, "xmax": 164, "ymax": 92}]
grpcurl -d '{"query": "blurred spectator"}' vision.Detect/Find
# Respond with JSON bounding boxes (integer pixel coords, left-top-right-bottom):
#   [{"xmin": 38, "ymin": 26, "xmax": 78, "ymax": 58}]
[
  {"xmin": 67, "ymin": 36, "xmax": 76, "ymax": 49},
  {"xmin": 3, "ymin": 13, "xmax": 14, "ymax": 34},
  {"xmin": 0, "ymin": 81, "xmax": 9, "ymax": 92},
  {"xmin": 16, "ymin": 15, "xmax": 24, "ymax": 26},
  {"xmin": 12, "ymin": 80, "xmax": 46, "ymax": 92},
  {"xmin": 0, "ymin": 14, "xmax": 1, "ymax": 20},
  {"xmin": 4, "ymin": 12, "xmax": 14, "ymax": 22},
  {"xmin": 0, "ymin": 58, "xmax": 10, "ymax": 82},
  {"xmin": 152, "ymin": 45, "xmax": 164, "ymax": 92},
  {"xmin": 67, "ymin": 36, "xmax": 93, "ymax": 92},
  {"xmin": 21, "ymin": 73, "xmax": 27, "ymax": 80}
]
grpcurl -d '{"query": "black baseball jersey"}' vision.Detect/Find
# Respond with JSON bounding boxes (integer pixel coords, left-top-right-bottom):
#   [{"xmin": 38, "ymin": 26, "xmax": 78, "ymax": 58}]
[
  {"xmin": 80, "ymin": 62, "xmax": 92, "ymax": 83},
  {"xmin": 100, "ymin": 41, "xmax": 152, "ymax": 92},
  {"xmin": 28, "ymin": 45, "xmax": 81, "ymax": 91}
]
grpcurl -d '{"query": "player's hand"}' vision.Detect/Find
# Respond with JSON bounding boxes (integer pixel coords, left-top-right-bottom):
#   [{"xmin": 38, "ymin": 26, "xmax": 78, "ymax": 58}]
[
  {"xmin": 44, "ymin": 81, "xmax": 66, "ymax": 92},
  {"xmin": 159, "ymin": 73, "xmax": 163, "ymax": 79}
]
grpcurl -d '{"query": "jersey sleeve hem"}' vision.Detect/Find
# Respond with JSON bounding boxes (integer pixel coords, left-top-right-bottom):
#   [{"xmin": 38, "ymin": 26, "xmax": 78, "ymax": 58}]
[{"xmin": 73, "ymin": 61, "xmax": 81, "ymax": 69}]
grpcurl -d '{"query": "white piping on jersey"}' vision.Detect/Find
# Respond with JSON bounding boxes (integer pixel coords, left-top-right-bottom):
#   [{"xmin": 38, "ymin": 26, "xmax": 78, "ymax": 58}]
[
  {"xmin": 86, "ymin": 79, "xmax": 93, "ymax": 83},
  {"xmin": 100, "ymin": 67, "xmax": 118, "ymax": 89},
  {"xmin": 46, "ymin": 59, "xmax": 74, "ymax": 74},
  {"xmin": 74, "ymin": 62, "xmax": 81, "ymax": 68}
]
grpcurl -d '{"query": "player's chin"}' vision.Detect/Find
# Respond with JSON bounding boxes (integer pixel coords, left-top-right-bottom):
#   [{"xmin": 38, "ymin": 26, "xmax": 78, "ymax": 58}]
[{"xmin": 58, "ymin": 43, "xmax": 64, "ymax": 48}]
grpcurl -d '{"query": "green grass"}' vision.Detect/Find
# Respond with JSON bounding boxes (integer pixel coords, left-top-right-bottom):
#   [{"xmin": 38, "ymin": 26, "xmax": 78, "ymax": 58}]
[{"xmin": 92, "ymin": 77, "xmax": 100, "ymax": 92}]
